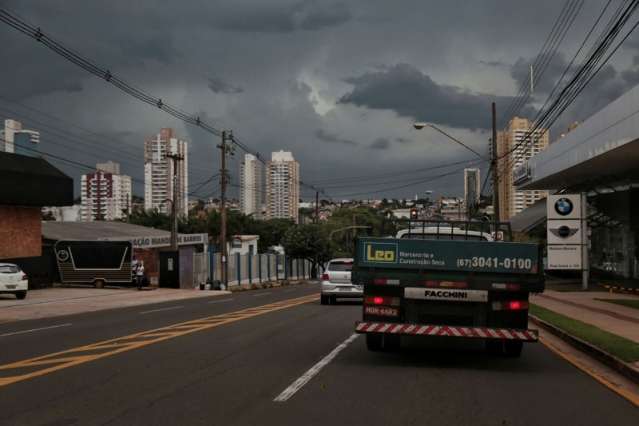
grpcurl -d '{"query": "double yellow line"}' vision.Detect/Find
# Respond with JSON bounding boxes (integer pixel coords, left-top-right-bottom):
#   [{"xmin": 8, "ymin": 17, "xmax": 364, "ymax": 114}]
[{"xmin": 0, "ymin": 293, "xmax": 317, "ymax": 388}]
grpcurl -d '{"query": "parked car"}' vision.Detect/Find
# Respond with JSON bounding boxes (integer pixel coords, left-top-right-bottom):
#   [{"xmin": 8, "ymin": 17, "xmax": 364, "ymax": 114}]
[
  {"xmin": 0, "ymin": 263, "xmax": 28, "ymax": 299},
  {"xmin": 321, "ymin": 258, "xmax": 361, "ymax": 305}
]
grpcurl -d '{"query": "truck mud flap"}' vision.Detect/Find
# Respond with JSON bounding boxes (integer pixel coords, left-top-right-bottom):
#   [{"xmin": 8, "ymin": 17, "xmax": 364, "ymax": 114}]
[{"xmin": 355, "ymin": 321, "xmax": 538, "ymax": 342}]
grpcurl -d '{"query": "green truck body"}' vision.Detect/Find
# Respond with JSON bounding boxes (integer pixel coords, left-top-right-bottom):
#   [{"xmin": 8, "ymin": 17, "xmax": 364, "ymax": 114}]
[{"xmin": 353, "ymin": 236, "xmax": 545, "ymax": 357}]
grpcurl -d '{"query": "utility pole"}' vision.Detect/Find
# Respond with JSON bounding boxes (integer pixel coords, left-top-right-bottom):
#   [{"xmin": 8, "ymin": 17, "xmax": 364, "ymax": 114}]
[
  {"xmin": 218, "ymin": 130, "xmax": 233, "ymax": 287},
  {"xmin": 315, "ymin": 191, "xmax": 319, "ymax": 224},
  {"xmin": 167, "ymin": 152, "xmax": 184, "ymax": 251},
  {"xmin": 491, "ymin": 102, "xmax": 500, "ymax": 222}
]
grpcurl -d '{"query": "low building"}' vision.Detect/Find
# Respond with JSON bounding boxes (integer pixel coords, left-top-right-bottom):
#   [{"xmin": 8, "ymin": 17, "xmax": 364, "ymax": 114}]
[
  {"xmin": 228, "ymin": 235, "xmax": 259, "ymax": 256},
  {"xmin": 516, "ymin": 83, "xmax": 639, "ymax": 280},
  {"xmin": 42, "ymin": 221, "xmax": 208, "ymax": 288},
  {"xmin": 0, "ymin": 152, "xmax": 73, "ymax": 286}
]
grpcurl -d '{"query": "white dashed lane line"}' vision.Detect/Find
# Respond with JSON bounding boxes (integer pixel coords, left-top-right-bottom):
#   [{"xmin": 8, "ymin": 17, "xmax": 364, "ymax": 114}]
[
  {"xmin": 139, "ymin": 306, "xmax": 183, "ymax": 315},
  {"xmin": 274, "ymin": 333, "xmax": 359, "ymax": 402},
  {"xmin": 207, "ymin": 298, "xmax": 235, "ymax": 304},
  {"xmin": 0, "ymin": 323, "xmax": 72, "ymax": 338}
]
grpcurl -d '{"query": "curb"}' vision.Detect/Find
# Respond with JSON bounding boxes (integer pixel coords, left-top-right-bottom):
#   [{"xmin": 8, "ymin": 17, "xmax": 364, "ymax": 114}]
[
  {"xmin": 599, "ymin": 283, "xmax": 639, "ymax": 295},
  {"xmin": 227, "ymin": 279, "xmax": 311, "ymax": 293},
  {"xmin": 529, "ymin": 314, "xmax": 639, "ymax": 385}
]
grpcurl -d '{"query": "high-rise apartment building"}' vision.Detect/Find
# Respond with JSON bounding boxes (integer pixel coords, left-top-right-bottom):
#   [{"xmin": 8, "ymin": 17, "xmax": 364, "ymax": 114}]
[
  {"xmin": 464, "ymin": 168, "xmax": 481, "ymax": 209},
  {"xmin": 266, "ymin": 150, "xmax": 299, "ymax": 222},
  {"xmin": 144, "ymin": 128, "xmax": 188, "ymax": 216},
  {"xmin": 81, "ymin": 162, "xmax": 132, "ymax": 221},
  {"xmin": 496, "ymin": 117, "xmax": 549, "ymax": 220},
  {"xmin": 240, "ymin": 153, "xmax": 264, "ymax": 218}
]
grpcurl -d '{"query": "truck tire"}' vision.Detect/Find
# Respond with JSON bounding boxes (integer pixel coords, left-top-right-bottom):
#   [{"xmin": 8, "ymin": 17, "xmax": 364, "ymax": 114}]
[
  {"xmin": 384, "ymin": 334, "xmax": 401, "ymax": 351},
  {"xmin": 15, "ymin": 291, "xmax": 27, "ymax": 300},
  {"xmin": 321, "ymin": 295, "xmax": 329, "ymax": 305},
  {"xmin": 486, "ymin": 340, "xmax": 504, "ymax": 356},
  {"xmin": 94, "ymin": 279, "xmax": 105, "ymax": 289},
  {"xmin": 366, "ymin": 334, "xmax": 383, "ymax": 351},
  {"xmin": 504, "ymin": 341, "xmax": 523, "ymax": 358}
]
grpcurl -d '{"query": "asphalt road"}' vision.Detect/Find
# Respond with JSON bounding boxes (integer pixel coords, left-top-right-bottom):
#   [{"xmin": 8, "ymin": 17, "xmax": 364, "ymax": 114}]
[{"xmin": 0, "ymin": 282, "xmax": 636, "ymax": 426}]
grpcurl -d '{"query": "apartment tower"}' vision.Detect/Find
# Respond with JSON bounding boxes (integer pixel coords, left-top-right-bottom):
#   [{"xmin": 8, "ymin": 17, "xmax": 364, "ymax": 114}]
[
  {"xmin": 496, "ymin": 117, "xmax": 549, "ymax": 221},
  {"xmin": 240, "ymin": 153, "xmax": 264, "ymax": 218},
  {"xmin": 144, "ymin": 128, "xmax": 189, "ymax": 216},
  {"xmin": 81, "ymin": 162, "xmax": 132, "ymax": 221},
  {"xmin": 266, "ymin": 150, "xmax": 299, "ymax": 222}
]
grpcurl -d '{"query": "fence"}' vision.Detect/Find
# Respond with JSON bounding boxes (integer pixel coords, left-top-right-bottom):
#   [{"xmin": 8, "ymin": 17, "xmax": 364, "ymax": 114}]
[{"xmin": 207, "ymin": 252, "xmax": 313, "ymax": 287}]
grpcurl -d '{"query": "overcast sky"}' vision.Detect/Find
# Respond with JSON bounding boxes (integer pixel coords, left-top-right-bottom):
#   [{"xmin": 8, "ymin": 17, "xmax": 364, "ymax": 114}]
[{"xmin": 2, "ymin": 0, "xmax": 639, "ymax": 200}]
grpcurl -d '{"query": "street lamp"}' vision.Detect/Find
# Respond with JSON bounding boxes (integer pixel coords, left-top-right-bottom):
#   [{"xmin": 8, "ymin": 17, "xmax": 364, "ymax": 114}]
[{"xmin": 412, "ymin": 122, "xmax": 487, "ymax": 161}]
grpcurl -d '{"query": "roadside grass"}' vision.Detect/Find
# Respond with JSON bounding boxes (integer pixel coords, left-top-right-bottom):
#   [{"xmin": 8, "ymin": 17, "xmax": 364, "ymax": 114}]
[
  {"xmin": 594, "ymin": 298, "xmax": 639, "ymax": 311},
  {"xmin": 530, "ymin": 304, "xmax": 639, "ymax": 363}
]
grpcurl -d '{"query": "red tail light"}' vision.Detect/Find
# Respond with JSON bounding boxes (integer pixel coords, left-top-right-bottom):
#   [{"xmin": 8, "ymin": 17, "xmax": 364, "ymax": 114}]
[
  {"xmin": 321, "ymin": 273, "xmax": 329, "ymax": 281},
  {"xmin": 508, "ymin": 301, "xmax": 523, "ymax": 310},
  {"xmin": 364, "ymin": 296, "xmax": 400, "ymax": 306},
  {"xmin": 492, "ymin": 300, "xmax": 528, "ymax": 311}
]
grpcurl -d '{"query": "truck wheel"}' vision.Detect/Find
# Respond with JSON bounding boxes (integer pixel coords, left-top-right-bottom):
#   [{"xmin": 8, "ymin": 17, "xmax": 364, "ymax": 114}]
[
  {"xmin": 321, "ymin": 295, "xmax": 329, "ymax": 305},
  {"xmin": 366, "ymin": 334, "xmax": 383, "ymax": 351},
  {"xmin": 504, "ymin": 341, "xmax": 523, "ymax": 358},
  {"xmin": 486, "ymin": 340, "xmax": 504, "ymax": 356},
  {"xmin": 15, "ymin": 291, "xmax": 27, "ymax": 300},
  {"xmin": 384, "ymin": 334, "xmax": 401, "ymax": 351},
  {"xmin": 94, "ymin": 279, "xmax": 105, "ymax": 289}
]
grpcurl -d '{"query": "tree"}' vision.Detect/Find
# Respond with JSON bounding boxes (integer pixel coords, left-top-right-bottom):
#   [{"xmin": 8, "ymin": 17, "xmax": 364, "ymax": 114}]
[{"xmin": 282, "ymin": 224, "xmax": 332, "ymax": 278}]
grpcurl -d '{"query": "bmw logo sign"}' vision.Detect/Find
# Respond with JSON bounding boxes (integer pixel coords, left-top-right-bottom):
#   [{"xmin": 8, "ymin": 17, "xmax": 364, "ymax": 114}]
[{"xmin": 554, "ymin": 197, "xmax": 573, "ymax": 216}]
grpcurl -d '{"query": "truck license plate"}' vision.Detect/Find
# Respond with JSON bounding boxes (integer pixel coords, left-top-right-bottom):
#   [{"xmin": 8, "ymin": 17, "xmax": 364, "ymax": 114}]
[{"xmin": 404, "ymin": 287, "xmax": 488, "ymax": 302}]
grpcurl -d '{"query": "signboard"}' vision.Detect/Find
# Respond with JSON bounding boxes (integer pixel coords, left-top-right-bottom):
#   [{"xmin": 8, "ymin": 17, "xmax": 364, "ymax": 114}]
[
  {"xmin": 546, "ymin": 194, "xmax": 585, "ymax": 270},
  {"xmin": 97, "ymin": 233, "xmax": 208, "ymax": 249},
  {"xmin": 357, "ymin": 238, "xmax": 539, "ymax": 275},
  {"xmin": 547, "ymin": 194, "xmax": 582, "ymax": 220}
]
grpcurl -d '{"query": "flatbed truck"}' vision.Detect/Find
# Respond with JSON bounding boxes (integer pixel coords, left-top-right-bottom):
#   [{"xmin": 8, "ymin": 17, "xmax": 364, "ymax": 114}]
[{"xmin": 353, "ymin": 221, "xmax": 544, "ymax": 357}]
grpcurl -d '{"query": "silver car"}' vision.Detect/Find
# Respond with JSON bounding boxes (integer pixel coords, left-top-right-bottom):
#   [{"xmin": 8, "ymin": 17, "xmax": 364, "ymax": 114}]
[{"xmin": 320, "ymin": 258, "xmax": 362, "ymax": 305}]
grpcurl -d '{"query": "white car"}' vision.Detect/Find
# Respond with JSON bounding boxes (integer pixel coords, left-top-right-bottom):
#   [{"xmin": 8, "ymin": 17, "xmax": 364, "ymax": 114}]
[
  {"xmin": 0, "ymin": 263, "xmax": 28, "ymax": 300},
  {"xmin": 321, "ymin": 258, "xmax": 362, "ymax": 305}
]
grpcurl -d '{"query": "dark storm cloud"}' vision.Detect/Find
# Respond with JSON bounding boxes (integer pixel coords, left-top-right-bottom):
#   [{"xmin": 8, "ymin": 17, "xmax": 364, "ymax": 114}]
[
  {"xmin": 395, "ymin": 137, "xmax": 411, "ymax": 144},
  {"xmin": 315, "ymin": 129, "xmax": 357, "ymax": 146},
  {"xmin": 479, "ymin": 60, "xmax": 508, "ymax": 68},
  {"xmin": 208, "ymin": 77, "xmax": 244, "ymax": 94},
  {"xmin": 369, "ymin": 137, "xmax": 390, "ymax": 150},
  {"xmin": 217, "ymin": 0, "xmax": 351, "ymax": 33},
  {"xmin": 339, "ymin": 63, "xmax": 534, "ymax": 130}
]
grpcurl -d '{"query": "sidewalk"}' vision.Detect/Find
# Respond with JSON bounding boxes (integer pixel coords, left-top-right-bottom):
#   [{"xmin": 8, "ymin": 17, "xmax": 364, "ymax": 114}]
[
  {"xmin": 531, "ymin": 290, "xmax": 639, "ymax": 344},
  {"xmin": 0, "ymin": 287, "xmax": 230, "ymax": 323},
  {"xmin": 531, "ymin": 290, "xmax": 639, "ymax": 378}
]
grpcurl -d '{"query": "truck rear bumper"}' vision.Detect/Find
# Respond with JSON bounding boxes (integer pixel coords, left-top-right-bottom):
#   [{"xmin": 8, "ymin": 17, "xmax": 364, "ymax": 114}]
[{"xmin": 355, "ymin": 321, "xmax": 538, "ymax": 342}]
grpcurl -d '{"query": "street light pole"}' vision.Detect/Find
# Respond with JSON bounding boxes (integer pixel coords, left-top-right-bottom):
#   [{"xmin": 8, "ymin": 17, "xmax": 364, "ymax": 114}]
[{"xmin": 218, "ymin": 130, "xmax": 232, "ymax": 288}]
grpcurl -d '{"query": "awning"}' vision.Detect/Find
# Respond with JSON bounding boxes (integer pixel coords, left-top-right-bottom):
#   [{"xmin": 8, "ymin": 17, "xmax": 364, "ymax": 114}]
[
  {"xmin": 510, "ymin": 199, "xmax": 546, "ymax": 233},
  {"xmin": 0, "ymin": 152, "xmax": 73, "ymax": 206}
]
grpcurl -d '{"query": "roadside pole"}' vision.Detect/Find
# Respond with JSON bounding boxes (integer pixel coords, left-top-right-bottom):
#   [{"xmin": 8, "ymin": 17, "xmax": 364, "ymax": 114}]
[
  {"xmin": 315, "ymin": 191, "xmax": 319, "ymax": 224},
  {"xmin": 491, "ymin": 102, "xmax": 500, "ymax": 222},
  {"xmin": 218, "ymin": 131, "xmax": 231, "ymax": 288},
  {"xmin": 166, "ymin": 152, "xmax": 184, "ymax": 251},
  {"xmin": 582, "ymin": 192, "xmax": 589, "ymax": 290}
]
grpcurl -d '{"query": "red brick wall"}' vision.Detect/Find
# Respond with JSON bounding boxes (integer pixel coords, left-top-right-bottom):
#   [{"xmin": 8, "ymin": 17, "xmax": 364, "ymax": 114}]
[{"xmin": 0, "ymin": 206, "xmax": 41, "ymax": 259}]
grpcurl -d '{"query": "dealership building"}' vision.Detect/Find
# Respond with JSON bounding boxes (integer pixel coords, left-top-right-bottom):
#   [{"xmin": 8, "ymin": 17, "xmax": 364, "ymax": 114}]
[{"xmin": 514, "ymin": 84, "xmax": 639, "ymax": 281}]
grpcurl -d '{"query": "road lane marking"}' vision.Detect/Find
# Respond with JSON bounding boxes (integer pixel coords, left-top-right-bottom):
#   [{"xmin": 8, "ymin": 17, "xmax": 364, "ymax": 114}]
[
  {"xmin": 274, "ymin": 333, "xmax": 359, "ymax": 402},
  {"xmin": 0, "ymin": 293, "xmax": 318, "ymax": 388},
  {"xmin": 207, "ymin": 298, "xmax": 234, "ymax": 304},
  {"xmin": 139, "ymin": 305, "xmax": 183, "ymax": 315},
  {"xmin": 253, "ymin": 292, "xmax": 271, "ymax": 297},
  {"xmin": 0, "ymin": 323, "xmax": 72, "ymax": 338},
  {"xmin": 540, "ymin": 336, "xmax": 639, "ymax": 407}
]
